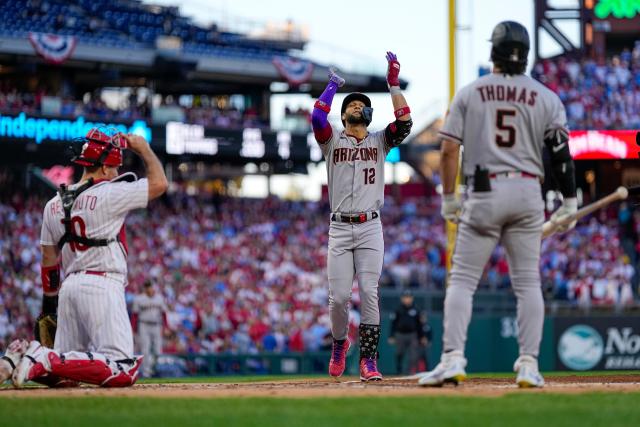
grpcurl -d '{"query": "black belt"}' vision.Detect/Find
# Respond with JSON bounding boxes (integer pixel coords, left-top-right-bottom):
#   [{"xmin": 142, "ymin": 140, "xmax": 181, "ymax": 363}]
[{"xmin": 331, "ymin": 211, "xmax": 379, "ymax": 224}]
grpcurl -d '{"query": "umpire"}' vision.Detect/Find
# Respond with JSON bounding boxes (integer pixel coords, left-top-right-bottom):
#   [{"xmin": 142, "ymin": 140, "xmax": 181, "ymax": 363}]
[{"xmin": 388, "ymin": 290, "xmax": 430, "ymax": 374}]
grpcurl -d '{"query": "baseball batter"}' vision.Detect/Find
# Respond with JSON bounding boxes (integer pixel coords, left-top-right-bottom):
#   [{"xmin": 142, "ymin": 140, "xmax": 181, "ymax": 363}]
[
  {"xmin": 418, "ymin": 21, "xmax": 577, "ymax": 388},
  {"xmin": 11, "ymin": 127, "xmax": 168, "ymax": 388},
  {"xmin": 311, "ymin": 52, "xmax": 413, "ymax": 381},
  {"xmin": 132, "ymin": 280, "xmax": 167, "ymax": 377}
]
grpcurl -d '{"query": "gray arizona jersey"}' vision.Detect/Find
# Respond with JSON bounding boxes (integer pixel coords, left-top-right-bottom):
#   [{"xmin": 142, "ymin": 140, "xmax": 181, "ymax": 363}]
[
  {"xmin": 320, "ymin": 128, "xmax": 391, "ymax": 213},
  {"xmin": 439, "ymin": 73, "xmax": 567, "ymax": 177}
]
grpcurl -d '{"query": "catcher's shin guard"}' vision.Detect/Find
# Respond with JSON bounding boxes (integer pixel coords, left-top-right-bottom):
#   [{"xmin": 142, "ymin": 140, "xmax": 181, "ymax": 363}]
[{"xmin": 48, "ymin": 352, "xmax": 143, "ymax": 387}]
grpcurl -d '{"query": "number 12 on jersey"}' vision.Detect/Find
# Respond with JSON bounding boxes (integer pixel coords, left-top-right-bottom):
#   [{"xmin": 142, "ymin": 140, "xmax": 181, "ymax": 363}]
[{"xmin": 363, "ymin": 168, "xmax": 375, "ymax": 185}]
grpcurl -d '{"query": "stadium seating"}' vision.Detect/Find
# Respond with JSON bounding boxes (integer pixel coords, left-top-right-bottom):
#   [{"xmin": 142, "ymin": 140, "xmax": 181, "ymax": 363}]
[
  {"xmin": 0, "ymin": 0, "xmax": 292, "ymax": 59},
  {"xmin": 532, "ymin": 43, "xmax": 640, "ymax": 130},
  {"xmin": 0, "ymin": 185, "xmax": 636, "ymax": 355}
]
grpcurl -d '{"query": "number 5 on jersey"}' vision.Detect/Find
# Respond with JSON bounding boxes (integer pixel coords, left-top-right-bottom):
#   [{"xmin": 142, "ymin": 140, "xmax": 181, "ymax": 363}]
[
  {"xmin": 496, "ymin": 109, "xmax": 516, "ymax": 148},
  {"xmin": 363, "ymin": 168, "xmax": 375, "ymax": 185}
]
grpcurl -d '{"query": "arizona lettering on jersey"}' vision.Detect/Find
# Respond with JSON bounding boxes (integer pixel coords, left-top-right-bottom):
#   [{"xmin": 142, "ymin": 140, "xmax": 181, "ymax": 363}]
[
  {"xmin": 319, "ymin": 129, "xmax": 390, "ymax": 214},
  {"xmin": 133, "ymin": 293, "xmax": 166, "ymax": 324},
  {"xmin": 332, "ymin": 147, "xmax": 379, "ymax": 164},
  {"xmin": 439, "ymin": 73, "xmax": 567, "ymax": 178},
  {"xmin": 40, "ymin": 176, "xmax": 149, "ymax": 276}
]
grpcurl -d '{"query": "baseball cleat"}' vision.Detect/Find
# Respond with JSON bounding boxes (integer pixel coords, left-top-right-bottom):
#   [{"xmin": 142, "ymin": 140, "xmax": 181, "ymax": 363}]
[
  {"xmin": 12, "ymin": 340, "xmax": 52, "ymax": 388},
  {"xmin": 359, "ymin": 357, "xmax": 383, "ymax": 381},
  {"xmin": 0, "ymin": 339, "xmax": 29, "ymax": 383},
  {"xmin": 329, "ymin": 339, "xmax": 351, "ymax": 378},
  {"xmin": 514, "ymin": 355, "xmax": 544, "ymax": 388},
  {"xmin": 418, "ymin": 350, "xmax": 467, "ymax": 387}
]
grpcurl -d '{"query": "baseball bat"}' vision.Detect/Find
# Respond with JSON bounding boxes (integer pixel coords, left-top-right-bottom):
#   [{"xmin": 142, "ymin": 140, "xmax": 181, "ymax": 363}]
[{"xmin": 542, "ymin": 186, "xmax": 628, "ymax": 239}]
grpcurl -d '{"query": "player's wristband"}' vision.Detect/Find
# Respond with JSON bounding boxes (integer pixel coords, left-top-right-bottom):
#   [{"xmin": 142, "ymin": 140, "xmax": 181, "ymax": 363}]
[
  {"xmin": 389, "ymin": 86, "xmax": 402, "ymax": 96},
  {"xmin": 394, "ymin": 106, "xmax": 411, "ymax": 119},
  {"xmin": 314, "ymin": 99, "xmax": 331, "ymax": 113},
  {"xmin": 41, "ymin": 264, "xmax": 60, "ymax": 294},
  {"xmin": 42, "ymin": 294, "xmax": 59, "ymax": 315}
]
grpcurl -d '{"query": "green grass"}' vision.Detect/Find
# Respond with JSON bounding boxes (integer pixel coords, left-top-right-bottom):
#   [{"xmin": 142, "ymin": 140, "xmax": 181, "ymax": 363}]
[
  {"xmin": 139, "ymin": 371, "xmax": 640, "ymax": 383},
  {"xmin": 1, "ymin": 394, "xmax": 639, "ymax": 427},
  {"xmin": 2, "ymin": 373, "xmax": 640, "ymax": 426}
]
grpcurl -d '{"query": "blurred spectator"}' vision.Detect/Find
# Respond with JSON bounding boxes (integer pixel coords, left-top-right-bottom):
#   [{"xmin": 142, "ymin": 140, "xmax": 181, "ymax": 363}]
[
  {"xmin": 532, "ymin": 43, "xmax": 640, "ymax": 130},
  {"xmin": 0, "ymin": 183, "xmax": 637, "ymax": 354}
]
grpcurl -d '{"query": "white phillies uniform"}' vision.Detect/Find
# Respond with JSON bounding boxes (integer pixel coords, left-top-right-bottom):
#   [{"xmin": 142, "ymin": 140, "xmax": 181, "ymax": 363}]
[
  {"xmin": 132, "ymin": 292, "xmax": 166, "ymax": 376},
  {"xmin": 40, "ymin": 176, "xmax": 148, "ymax": 360},
  {"xmin": 319, "ymin": 128, "xmax": 392, "ymax": 340}
]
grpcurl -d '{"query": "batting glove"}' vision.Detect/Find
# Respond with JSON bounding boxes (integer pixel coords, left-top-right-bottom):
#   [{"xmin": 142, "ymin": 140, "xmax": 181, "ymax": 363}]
[
  {"xmin": 441, "ymin": 194, "xmax": 462, "ymax": 223},
  {"xmin": 386, "ymin": 51, "xmax": 401, "ymax": 88},
  {"xmin": 550, "ymin": 197, "xmax": 578, "ymax": 232},
  {"xmin": 328, "ymin": 67, "xmax": 345, "ymax": 87}
]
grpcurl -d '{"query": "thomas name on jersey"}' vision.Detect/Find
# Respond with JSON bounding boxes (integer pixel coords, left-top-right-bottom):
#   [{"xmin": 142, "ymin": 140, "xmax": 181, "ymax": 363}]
[
  {"xmin": 476, "ymin": 85, "xmax": 538, "ymax": 106},
  {"xmin": 332, "ymin": 147, "xmax": 379, "ymax": 165}
]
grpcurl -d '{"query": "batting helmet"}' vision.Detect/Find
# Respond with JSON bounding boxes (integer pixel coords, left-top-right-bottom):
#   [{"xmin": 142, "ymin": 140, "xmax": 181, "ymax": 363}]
[
  {"xmin": 341, "ymin": 92, "xmax": 372, "ymax": 126},
  {"xmin": 490, "ymin": 21, "xmax": 530, "ymax": 69},
  {"xmin": 72, "ymin": 127, "xmax": 127, "ymax": 167}
]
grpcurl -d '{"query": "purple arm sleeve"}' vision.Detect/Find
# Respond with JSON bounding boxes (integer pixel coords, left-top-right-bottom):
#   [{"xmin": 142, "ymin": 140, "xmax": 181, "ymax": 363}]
[{"xmin": 311, "ymin": 81, "xmax": 339, "ymax": 142}]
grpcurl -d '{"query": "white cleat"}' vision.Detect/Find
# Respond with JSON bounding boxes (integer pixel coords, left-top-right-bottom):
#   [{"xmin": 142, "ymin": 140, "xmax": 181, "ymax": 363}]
[
  {"xmin": 514, "ymin": 355, "xmax": 544, "ymax": 388},
  {"xmin": 11, "ymin": 340, "xmax": 51, "ymax": 388},
  {"xmin": 0, "ymin": 339, "xmax": 29, "ymax": 383},
  {"xmin": 418, "ymin": 350, "xmax": 467, "ymax": 387}
]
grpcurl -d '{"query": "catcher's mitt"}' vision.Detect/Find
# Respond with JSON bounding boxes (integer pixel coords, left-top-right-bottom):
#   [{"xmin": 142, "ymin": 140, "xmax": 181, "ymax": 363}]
[{"xmin": 34, "ymin": 313, "xmax": 57, "ymax": 348}]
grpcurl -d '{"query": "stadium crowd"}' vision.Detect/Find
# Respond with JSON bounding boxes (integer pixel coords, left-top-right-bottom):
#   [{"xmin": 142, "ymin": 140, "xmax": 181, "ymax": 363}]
[
  {"xmin": 532, "ymin": 42, "xmax": 640, "ymax": 130},
  {"xmin": 0, "ymin": 84, "xmax": 266, "ymax": 129},
  {"xmin": 1, "ymin": 185, "xmax": 637, "ymax": 355}
]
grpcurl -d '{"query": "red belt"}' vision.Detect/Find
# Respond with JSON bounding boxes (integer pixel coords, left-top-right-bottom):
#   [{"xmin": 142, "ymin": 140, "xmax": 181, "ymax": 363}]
[
  {"xmin": 489, "ymin": 171, "xmax": 538, "ymax": 179},
  {"xmin": 70, "ymin": 270, "xmax": 107, "ymax": 277}
]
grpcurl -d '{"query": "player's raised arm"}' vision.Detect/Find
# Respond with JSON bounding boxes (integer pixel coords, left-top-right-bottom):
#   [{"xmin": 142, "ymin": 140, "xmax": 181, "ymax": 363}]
[
  {"xmin": 125, "ymin": 134, "xmax": 168, "ymax": 201},
  {"xmin": 311, "ymin": 68, "xmax": 344, "ymax": 144},
  {"xmin": 384, "ymin": 52, "xmax": 412, "ymax": 150}
]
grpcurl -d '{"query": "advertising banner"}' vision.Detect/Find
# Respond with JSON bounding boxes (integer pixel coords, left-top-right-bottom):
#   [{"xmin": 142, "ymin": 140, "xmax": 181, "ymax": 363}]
[
  {"xmin": 0, "ymin": 112, "xmax": 152, "ymax": 144},
  {"xmin": 569, "ymin": 130, "xmax": 639, "ymax": 160},
  {"xmin": 555, "ymin": 316, "xmax": 640, "ymax": 370}
]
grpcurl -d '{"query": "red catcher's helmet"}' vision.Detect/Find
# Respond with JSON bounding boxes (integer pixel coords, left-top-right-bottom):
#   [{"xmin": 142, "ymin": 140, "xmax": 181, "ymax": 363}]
[{"xmin": 72, "ymin": 127, "xmax": 127, "ymax": 167}]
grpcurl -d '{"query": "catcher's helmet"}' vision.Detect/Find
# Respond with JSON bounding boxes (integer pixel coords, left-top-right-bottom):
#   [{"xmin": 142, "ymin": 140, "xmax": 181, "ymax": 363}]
[
  {"xmin": 72, "ymin": 127, "xmax": 127, "ymax": 167},
  {"xmin": 490, "ymin": 21, "xmax": 530, "ymax": 67},
  {"xmin": 341, "ymin": 92, "xmax": 372, "ymax": 126}
]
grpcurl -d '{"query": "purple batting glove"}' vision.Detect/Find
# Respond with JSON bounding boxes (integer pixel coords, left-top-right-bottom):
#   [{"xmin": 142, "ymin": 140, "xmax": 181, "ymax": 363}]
[
  {"xmin": 386, "ymin": 51, "xmax": 400, "ymax": 87},
  {"xmin": 328, "ymin": 67, "xmax": 345, "ymax": 87}
]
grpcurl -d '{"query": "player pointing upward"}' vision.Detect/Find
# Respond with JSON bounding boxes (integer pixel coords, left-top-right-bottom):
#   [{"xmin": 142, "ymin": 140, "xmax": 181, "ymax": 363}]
[
  {"xmin": 418, "ymin": 21, "xmax": 577, "ymax": 388},
  {"xmin": 11, "ymin": 127, "xmax": 168, "ymax": 388},
  {"xmin": 311, "ymin": 52, "xmax": 412, "ymax": 381}
]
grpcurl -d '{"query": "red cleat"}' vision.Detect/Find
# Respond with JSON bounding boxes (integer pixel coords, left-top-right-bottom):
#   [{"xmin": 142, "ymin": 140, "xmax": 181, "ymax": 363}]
[
  {"xmin": 328, "ymin": 339, "xmax": 351, "ymax": 378},
  {"xmin": 359, "ymin": 357, "xmax": 382, "ymax": 382}
]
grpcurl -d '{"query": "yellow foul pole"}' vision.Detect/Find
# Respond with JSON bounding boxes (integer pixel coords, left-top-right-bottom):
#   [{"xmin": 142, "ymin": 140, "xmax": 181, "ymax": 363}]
[{"xmin": 445, "ymin": 0, "xmax": 458, "ymax": 276}]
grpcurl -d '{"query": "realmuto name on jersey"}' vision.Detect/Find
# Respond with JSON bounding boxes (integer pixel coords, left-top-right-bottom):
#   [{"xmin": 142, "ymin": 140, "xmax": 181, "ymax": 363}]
[
  {"xmin": 50, "ymin": 194, "xmax": 98, "ymax": 215},
  {"xmin": 476, "ymin": 85, "xmax": 538, "ymax": 106},
  {"xmin": 332, "ymin": 147, "xmax": 379, "ymax": 165}
]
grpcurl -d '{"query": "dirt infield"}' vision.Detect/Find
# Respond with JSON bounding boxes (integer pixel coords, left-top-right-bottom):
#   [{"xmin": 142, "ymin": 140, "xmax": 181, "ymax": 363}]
[{"xmin": 2, "ymin": 375, "xmax": 640, "ymax": 398}]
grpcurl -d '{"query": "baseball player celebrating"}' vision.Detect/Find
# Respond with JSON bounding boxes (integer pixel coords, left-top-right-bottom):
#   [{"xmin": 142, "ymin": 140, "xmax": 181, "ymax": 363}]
[
  {"xmin": 418, "ymin": 21, "xmax": 577, "ymax": 388},
  {"xmin": 132, "ymin": 280, "xmax": 167, "ymax": 377},
  {"xmin": 311, "ymin": 52, "xmax": 413, "ymax": 381},
  {"xmin": 12, "ymin": 127, "xmax": 168, "ymax": 388}
]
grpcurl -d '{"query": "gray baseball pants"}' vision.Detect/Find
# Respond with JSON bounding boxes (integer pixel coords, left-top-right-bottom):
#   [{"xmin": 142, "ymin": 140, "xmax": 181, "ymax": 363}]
[
  {"xmin": 443, "ymin": 177, "xmax": 545, "ymax": 357},
  {"xmin": 327, "ymin": 218, "xmax": 383, "ymax": 340}
]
